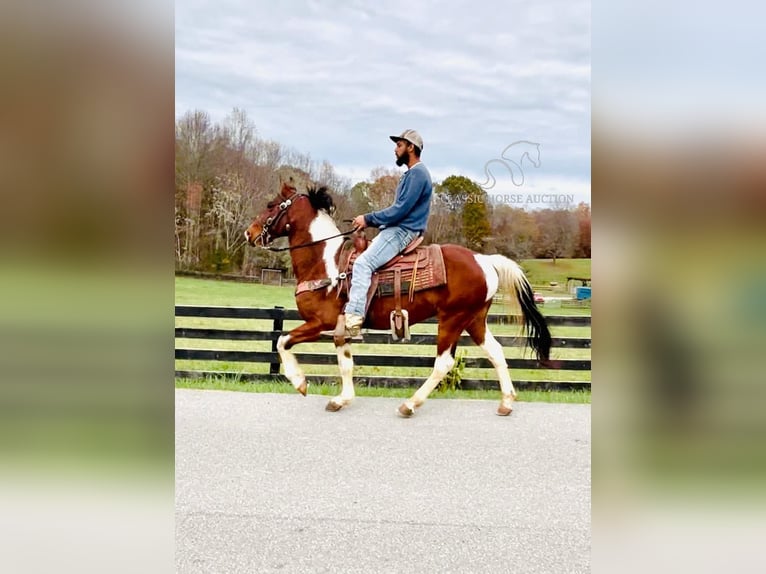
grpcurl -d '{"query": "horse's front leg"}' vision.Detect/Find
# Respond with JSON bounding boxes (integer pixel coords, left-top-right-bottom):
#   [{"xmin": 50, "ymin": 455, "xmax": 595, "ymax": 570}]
[
  {"xmin": 325, "ymin": 340, "xmax": 355, "ymax": 412},
  {"xmin": 277, "ymin": 321, "xmax": 324, "ymax": 396}
]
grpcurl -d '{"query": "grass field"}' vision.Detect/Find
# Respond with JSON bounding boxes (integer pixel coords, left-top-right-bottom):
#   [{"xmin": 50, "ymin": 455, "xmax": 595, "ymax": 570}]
[
  {"xmin": 521, "ymin": 258, "xmax": 591, "ymax": 293},
  {"xmin": 175, "ymin": 261, "xmax": 591, "ymax": 402},
  {"xmin": 175, "ymin": 277, "xmax": 291, "ymax": 308}
]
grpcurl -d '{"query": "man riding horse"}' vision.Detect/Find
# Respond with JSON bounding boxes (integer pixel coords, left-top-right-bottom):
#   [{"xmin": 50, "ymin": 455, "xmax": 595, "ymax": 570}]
[
  {"xmin": 345, "ymin": 129, "xmax": 433, "ymax": 337},
  {"xmin": 244, "ymin": 130, "xmax": 551, "ymax": 416}
]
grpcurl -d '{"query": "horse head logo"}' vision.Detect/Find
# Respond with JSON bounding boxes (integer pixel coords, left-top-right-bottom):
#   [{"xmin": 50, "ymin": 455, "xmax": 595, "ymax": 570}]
[{"xmin": 478, "ymin": 141, "xmax": 541, "ymax": 190}]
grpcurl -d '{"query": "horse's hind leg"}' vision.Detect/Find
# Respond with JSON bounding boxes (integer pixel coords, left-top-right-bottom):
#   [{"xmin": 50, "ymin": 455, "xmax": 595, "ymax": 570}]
[
  {"xmin": 326, "ymin": 340, "xmax": 355, "ymax": 412},
  {"xmin": 466, "ymin": 314, "xmax": 516, "ymax": 416},
  {"xmin": 397, "ymin": 315, "xmax": 466, "ymax": 418}
]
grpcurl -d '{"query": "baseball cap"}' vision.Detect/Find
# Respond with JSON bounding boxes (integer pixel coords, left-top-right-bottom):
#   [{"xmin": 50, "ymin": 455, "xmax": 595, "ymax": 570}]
[{"xmin": 389, "ymin": 129, "xmax": 423, "ymax": 151}]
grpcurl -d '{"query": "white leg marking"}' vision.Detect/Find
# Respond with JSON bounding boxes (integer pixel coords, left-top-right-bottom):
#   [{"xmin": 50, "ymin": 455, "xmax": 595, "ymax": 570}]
[
  {"xmin": 308, "ymin": 211, "xmax": 345, "ymax": 290},
  {"xmin": 334, "ymin": 343, "xmax": 355, "ymax": 404},
  {"xmin": 481, "ymin": 328, "xmax": 516, "ymax": 397},
  {"xmin": 473, "ymin": 254, "xmax": 500, "ymax": 301},
  {"xmin": 409, "ymin": 350, "xmax": 456, "ymax": 408},
  {"xmin": 277, "ymin": 334, "xmax": 304, "ymax": 388}
]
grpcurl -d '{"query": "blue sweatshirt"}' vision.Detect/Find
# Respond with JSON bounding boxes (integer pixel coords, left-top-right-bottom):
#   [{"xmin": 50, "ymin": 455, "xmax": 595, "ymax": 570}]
[{"xmin": 364, "ymin": 162, "xmax": 433, "ymax": 233}]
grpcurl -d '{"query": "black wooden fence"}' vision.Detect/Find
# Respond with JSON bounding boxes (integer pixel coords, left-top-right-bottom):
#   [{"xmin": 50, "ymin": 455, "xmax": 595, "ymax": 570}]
[{"xmin": 175, "ymin": 306, "xmax": 591, "ymax": 391}]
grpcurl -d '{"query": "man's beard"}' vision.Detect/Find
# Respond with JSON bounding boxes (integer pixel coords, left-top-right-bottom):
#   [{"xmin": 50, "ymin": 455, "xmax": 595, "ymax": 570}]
[{"xmin": 395, "ymin": 150, "xmax": 410, "ymax": 167}]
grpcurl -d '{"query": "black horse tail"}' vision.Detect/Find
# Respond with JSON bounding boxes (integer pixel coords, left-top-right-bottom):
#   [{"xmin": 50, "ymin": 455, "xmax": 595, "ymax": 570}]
[{"xmin": 488, "ymin": 255, "xmax": 552, "ymax": 363}]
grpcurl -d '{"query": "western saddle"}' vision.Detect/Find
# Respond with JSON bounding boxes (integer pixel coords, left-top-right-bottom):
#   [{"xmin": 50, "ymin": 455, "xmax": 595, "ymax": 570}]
[{"xmin": 336, "ymin": 231, "xmax": 446, "ymax": 340}]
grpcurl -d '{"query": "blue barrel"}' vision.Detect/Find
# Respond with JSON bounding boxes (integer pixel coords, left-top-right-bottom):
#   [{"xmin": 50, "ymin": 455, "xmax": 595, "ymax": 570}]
[{"xmin": 575, "ymin": 286, "xmax": 591, "ymax": 300}]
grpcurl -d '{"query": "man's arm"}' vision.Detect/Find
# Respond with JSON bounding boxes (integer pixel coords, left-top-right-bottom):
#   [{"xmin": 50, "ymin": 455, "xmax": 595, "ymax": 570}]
[{"xmin": 365, "ymin": 169, "xmax": 428, "ymax": 228}]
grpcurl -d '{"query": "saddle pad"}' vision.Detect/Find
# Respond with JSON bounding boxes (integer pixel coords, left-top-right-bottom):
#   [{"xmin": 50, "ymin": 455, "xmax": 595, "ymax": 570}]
[{"xmin": 374, "ymin": 244, "xmax": 446, "ymax": 296}]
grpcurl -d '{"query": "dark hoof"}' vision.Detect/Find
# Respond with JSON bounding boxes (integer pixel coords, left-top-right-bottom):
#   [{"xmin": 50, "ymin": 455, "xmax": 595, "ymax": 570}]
[
  {"xmin": 325, "ymin": 400, "xmax": 343, "ymax": 412},
  {"xmin": 496, "ymin": 405, "xmax": 513, "ymax": 416},
  {"xmin": 397, "ymin": 403, "xmax": 414, "ymax": 418},
  {"xmin": 296, "ymin": 381, "xmax": 307, "ymax": 396}
]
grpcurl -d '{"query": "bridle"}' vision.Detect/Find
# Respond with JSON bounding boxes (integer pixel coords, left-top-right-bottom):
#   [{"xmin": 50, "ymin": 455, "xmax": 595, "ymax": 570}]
[
  {"xmin": 256, "ymin": 192, "xmax": 357, "ymax": 252},
  {"xmin": 257, "ymin": 192, "xmax": 303, "ymax": 247}
]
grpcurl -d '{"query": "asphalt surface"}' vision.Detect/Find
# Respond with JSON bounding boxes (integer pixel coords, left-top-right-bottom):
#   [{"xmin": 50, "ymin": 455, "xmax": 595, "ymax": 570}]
[{"xmin": 176, "ymin": 389, "xmax": 590, "ymax": 573}]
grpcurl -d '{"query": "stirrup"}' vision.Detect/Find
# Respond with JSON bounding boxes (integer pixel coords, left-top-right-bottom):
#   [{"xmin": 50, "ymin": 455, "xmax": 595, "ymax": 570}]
[{"xmin": 390, "ymin": 309, "xmax": 410, "ymax": 341}]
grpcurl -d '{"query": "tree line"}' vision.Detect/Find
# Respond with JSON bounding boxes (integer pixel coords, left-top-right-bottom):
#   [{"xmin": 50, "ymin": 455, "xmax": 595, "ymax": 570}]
[{"xmin": 175, "ymin": 109, "xmax": 590, "ymax": 276}]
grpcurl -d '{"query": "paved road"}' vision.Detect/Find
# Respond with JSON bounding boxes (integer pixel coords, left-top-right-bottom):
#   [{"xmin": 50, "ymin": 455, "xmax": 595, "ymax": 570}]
[{"xmin": 176, "ymin": 390, "xmax": 590, "ymax": 573}]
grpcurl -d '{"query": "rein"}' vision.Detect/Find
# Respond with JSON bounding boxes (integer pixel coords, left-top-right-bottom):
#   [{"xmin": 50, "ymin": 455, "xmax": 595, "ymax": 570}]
[
  {"xmin": 258, "ymin": 193, "xmax": 358, "ymax": 252},
  {"xmin": 260, "ymin": 228, "xmax": 357, "ymax": 252}
]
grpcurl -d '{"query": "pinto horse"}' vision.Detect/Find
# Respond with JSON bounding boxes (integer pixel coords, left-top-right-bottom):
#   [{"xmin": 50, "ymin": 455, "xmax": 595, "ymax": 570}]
[{"xmin": 244, "ymin": 182, "xmax": 551, "ymax": 417}]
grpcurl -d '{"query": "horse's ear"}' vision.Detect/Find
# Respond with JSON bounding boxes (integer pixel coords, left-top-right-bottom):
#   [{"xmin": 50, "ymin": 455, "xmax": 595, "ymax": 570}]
[{"xmin": 280, "ymin": 181, "xmax": 296, "ymax": 197}]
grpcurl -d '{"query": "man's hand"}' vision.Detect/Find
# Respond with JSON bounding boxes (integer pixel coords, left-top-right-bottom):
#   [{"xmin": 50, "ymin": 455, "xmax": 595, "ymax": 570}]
[{"xmin": 352, "ymin": 214, "xmax": 367, "ymax": 231}]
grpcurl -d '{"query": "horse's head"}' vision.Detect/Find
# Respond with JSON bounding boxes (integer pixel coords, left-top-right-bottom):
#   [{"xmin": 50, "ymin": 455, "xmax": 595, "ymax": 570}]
[
  {"xmin": 244, "ymin": 182, "xmax": 302, "ymax": 247},
  {"xmin": 244, "ymin": 182, "xmax": 336, "ymax": 247}
]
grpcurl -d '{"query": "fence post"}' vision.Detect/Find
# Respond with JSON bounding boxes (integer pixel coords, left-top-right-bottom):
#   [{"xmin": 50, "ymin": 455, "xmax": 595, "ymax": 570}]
[{"xmin": 270, "ymin": 306, "xmax": 285, "ymax": 375}]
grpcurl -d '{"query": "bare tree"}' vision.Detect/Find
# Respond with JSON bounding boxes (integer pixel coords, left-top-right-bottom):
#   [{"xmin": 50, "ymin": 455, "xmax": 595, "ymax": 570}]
[
  {"xmin": 367, "ymin": 166, "xmax": 401, "ymax": 209},
  {"xmin": 206, "ymin": 173, "xmax": 253, "ymax": 260},
  {"xmin": 175, "ymin": 110, "xmax": 217, "ymax": 188},
  {"xmin": 175, "ymin": 110, "xmax": 220, "ymax": 269},
  {"xmin": 175, "ymin": 106, "xmax": 376, "ymax": 274},
  {"xmin": 253, "ymin": 138, "xmax": 282, "ymax": 168},
  {"xmin": 491, "ymin": 205, "xmax": 539, "ymax": 260},
  {"xmin": 221, "ymin": 108, "xmax": 255, "ymax": 155},
  {"xmin": 533, "ymin": 208, "xmax": 579, "ymax": 263}
]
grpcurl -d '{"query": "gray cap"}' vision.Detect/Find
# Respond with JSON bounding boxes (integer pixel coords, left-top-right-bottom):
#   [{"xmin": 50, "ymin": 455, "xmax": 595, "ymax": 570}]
[{"xmin": 390, "ymin": 129, "xmax": 423, "ymax": 151}]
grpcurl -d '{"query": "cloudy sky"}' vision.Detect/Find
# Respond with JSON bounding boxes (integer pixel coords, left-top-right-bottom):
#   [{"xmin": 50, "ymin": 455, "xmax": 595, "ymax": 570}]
[{"xmin": 176, "ymin": 0, "xmax": 590, "ymax": 206}]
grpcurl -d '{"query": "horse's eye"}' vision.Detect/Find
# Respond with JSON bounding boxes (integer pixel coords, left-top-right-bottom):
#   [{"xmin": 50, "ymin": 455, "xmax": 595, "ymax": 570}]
[{"xmin": 267, "ymin": 202, "xmax": 275, "ymax": 209}]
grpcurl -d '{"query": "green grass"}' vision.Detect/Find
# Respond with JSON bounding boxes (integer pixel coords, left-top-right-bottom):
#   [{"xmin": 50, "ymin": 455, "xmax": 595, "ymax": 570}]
[
  {"xmin": 520, "ymin": 258, "xmax": 591, "ymax": 289},
  {"xmin": 175, "ymin": 377, "xmax": 591, "ymax": 404},
  {"xmin": 175, "ymin": 276, "xmax": 293, "ymax": 308}
]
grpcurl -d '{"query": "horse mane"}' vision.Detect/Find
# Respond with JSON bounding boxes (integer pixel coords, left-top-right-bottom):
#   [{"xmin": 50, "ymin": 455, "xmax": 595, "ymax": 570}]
[{"xmin": 306, "ymin": 185, "xmax": 335, "ymax": 215}]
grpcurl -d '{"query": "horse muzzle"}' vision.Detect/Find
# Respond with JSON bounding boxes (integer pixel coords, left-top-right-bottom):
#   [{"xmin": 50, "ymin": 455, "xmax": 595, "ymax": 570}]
[
  {"xmin": 244, "ymin": 228, "xmax": 262, "ymax": 247},
  {"xmin": 245, "ymin": 226, "xmax": 271, "ymax": 248}
]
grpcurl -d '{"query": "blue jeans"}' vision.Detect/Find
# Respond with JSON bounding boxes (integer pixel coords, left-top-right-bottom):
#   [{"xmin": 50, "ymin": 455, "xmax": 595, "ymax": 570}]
[{"xmin": 345, "ymin": 226, "xmax": 419, "ymax": 317}]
